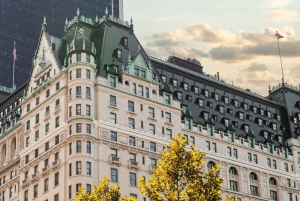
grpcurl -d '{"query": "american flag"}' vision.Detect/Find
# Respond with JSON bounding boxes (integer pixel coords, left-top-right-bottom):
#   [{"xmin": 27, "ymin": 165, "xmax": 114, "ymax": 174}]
[
  {"xmin": 13, "ymin": 47, "xmax": 17, "ymax": 60},
  {"xmin": 275, "ymin": 31, "xmax": 284, "ymax": 39}
]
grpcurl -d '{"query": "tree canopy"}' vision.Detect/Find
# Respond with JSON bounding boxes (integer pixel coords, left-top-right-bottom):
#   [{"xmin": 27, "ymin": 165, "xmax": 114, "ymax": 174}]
[{"xmin": 138, "ymin": 133, "xmax": 223, "ymax": 201}]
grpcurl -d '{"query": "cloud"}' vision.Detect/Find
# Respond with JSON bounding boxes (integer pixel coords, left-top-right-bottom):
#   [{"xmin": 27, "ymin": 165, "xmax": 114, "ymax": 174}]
[
  {"xmin": 186, "ymin": 23, "xmax": 242, "ymax": 45},
  {"xmin": 147, "ymin": 30, "xmax": 185, "ymax": 47},
  {"xmin": 209, "ymin": 40, "xmax": 300, "ymax": 62},
  {"xmin": 209, "ymin": 46, "xmax": 255, "ymax": 62},
  {"xmin": 246, "ymin": 71, "xmax": 281, "ymax": 85},
  {"xmin": 244, "ymin": 62, "xmax": 268, "ymax": 71},
  {"xmin": 265, "ymin": 9, "xmax": 298, "ymax": 19},
  {"xmin": 289, "ymin": 65, "xmax": 300, "ymax": 82},
  {"xmin": 264, "ymin": 0, "xmax": 292, "ymax": 8}
]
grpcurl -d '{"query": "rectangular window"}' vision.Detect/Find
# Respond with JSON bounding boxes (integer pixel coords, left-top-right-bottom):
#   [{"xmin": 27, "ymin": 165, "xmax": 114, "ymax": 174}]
[
  {"xmin": 54, "ymin": 172, "xmax": 59, "ymax": 186},
  {"xmin": 86, "ymin": 124, "xmax": 91, "ymax": 134},
  {"xmin": 284, "ymin": 163, "xmax": 289, "ymax": 172},
  {"xmin": 130, "ymin": 173, "xmax": 136, "ymax": 186},
  {"xmin": 55, "ymin": 135, "xmax": 59, "ymax": 145},
  {"xmin": 233, "ymin": 148, "xmax": 238, "ymax": 158},
  {"xmin": 166, "ymin": 129, "xmax": 172, "ymax": 139},
  {"xmin": 110, "ymin": 113, "xmax": 116, "ymax": 124},
  {"xmin": 149, "ymin": 124, "xmax": 155, "ymax": 134},
  {"xmin": 111, "ymin": 168, "xmax": 118, "ymax": 182},
  {"xmin": 230, "ymin": 180, "xmax": 238, "ymax": 191},
  {"xmin": 110, "ymin": 131, "xmax": 117, "ymax": 142},
  {"xmin": 128, "ymin": 101, "xmax": 134, "ymax": 112},
  {"xmin": 33, "ymin": 184, "xmax": 38, "ymax": 197},
  {"xmin": 248, "ymin": 153, "xmax": 252, "ymax": 162},
  {"xmin": 227, "ymin": 147, "xmax": 232, "ymax": 156},
  {"xmin": 76, "ymin": 86, "xmax": 82, "ymax": 97},
  {"xmin": 110, "ymin": 76, "xmax": 116, "ymax": 87},
  {"xmin": 76, "ymin": 104, "xmax": 81, "ymax": 115},
  {"xmin": 272, "ymin": 160, "xmax": 277, "ymax": 169},
  {"xmin": 111, "ymin": 148, "xmax": 117, "ymax": 157},
  {"xmin": 138, "ymin": 85, "xmax": 143, "ymax": 96},
  {"xmin": 77, "ymin": 53, "xmax": 81, "ymax": 62},
  {"xmin": 35, "ymin": 130, "xmax": 39, "ymax": 141},
  {"xmin": 26, "ymin": 120, "xmax": 30, "ymax": 130},
  {"xmin": 76, "ymin": 184, "xmax": 81, "ymax": 192},
  {"xmin": 206, "ymin": 141, "xmax": 211, "ymax": 151},
  {"xmin": 55, "ymin": 116, "xmax": 59, "ymax": 128},
  {"xmin": 129, "ymin": 137, "xmax": 135, "ymax": 146},
  {"xmin": 86, "ymin": 162, "xmax": 91, "ymax": 175},
  {"xmin": 36, "ymin": 97, "xmax": 40, "ymax": 105},
  {"xmin": 145, "ymin": 87, "xmax": 149, "ymax": 98},
  {"xmin": 69, "ymin": 163, "xmax": 72, "ymax": 176},
  {"xmin": 117, "ymin": 49, "xmax": 122, "ymax": 59},
  {"xmin": 44, "ymin": 178, "xmax": 48, "ymax": 192},
  {"xmin": 69, "ymin": 185, "xmax": 72, "ymax": 199},
  {"xmin": 86, "ymin": 70, "xmax": 90, "ymax": 79},
  {"xmin": 165, "ymin": 112, "xmax": 171, "ymax": 123},
  {"xmin": 165, "ymin": 94, "xmax": 171, "ymax": 105},
  {"xmin": 87, "ymin": 141, "xmax": 91, "ymax": 154},
  {"xmin": 150, "ymin": 142, "xmax": 156, "ymax": 152},
  {"xmin": 85, "ymin": 105, "xmax": 91, "ymax": 116},
  {"xmin": 110, "ymin": 95, "xmax": 116, "ymax": 107},
  {"xmin": 128, "ymin": 118, "xmax": 135, "ymax": 129},
  {"xmin": 132, "ymin": 83, "xmax": 136, "ymax": 94},
  {"xmin": 76, "ymin": 162, "xmax": 82, "ymax": 175},
  {"xmin": 212, "ymin": 143, "xmax": 217, "ymax": 153},
  {"xmin": 45, "ymin": 142, "xmax": 49, "ymax": 151},
  {"xmin": 267, "ymin": 158, "xmax": 271, "ymax": 167},
  {"xmin": 253, "ymin": 154, "xmax": 258, "ymax": 164},
  {"xmin": 76, "ymin": 123, "xmax": 82, "ymax": 133},
  {"xmin": 76, "ymin": 141, "xmax": 82, "ymax": 153}
]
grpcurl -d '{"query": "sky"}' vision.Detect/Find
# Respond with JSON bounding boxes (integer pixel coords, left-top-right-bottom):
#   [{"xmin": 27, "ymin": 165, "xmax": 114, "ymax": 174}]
[{"xmin": 124, "ymin": 0, "xmax": 300, "ymax": 95}]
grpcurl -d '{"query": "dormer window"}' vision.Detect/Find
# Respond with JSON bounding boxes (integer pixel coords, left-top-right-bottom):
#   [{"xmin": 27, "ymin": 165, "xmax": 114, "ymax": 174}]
[
  {"xmin": 267, "ymin": 111, "xmax": 272, "ymax": 118},
  {"xmin": 199, "ymin": 99, "xmax": 204, "ymax": 107},
  {"xmin": 140, "ymin": 70, "xmax": 145, "ymax": 78},
  {"xmin": 224, "ymin": 97, "xmax": 229, "ymax": 104},
  {"xmin": 245, "ymin": 125, "xmax": 249, "ymax": 133},
  {"xmin": 234, "ymin": 100, "xmax": 239, "ymax": 107},
  {"xmin": 162, "ymin": 75, "xmax": 167, "ymax": 83},
  {"xmin": 248, "ymin": 115, "xmax": 252, "ymax": 121},
  {"xmin": 204, "ymin": 112, "xmax": 209, "ymax": 120},
  {"xmin": 253, "ymin": 106, "xmax": 257, "ymax": 114},
  {"xmin": 219, "ymin": 106, "xmax": 224, "ymax": 114},
  {"xmin": 224, "ymin": 119, "xmax": 229, "ymax": 127},
  {"xmin": 263, "ymin": 131, "xmax": 268, "ymax": 138},
  {"xmin": 194, "ymin": 86, "xmax": 199, "ymax": 94},
  {"xmin": 228, "ymin": 109, "xmax": 233, "ymax": 115},
  {"xmin": 278, "ymin": 136, "xmax": 282, "ymax": 143},
  {"xmin": 177, "ymin": 92, "xmax": 183, "ymax": 101},
  {"xmin": 272, "ymin": 123, "xmax": 277, "ymax": 131},
  {"xmin": 117, "ymin": 49, "xmax": 122, "ymax": 60},
  {"xmin": 239, "ymin": 112, "xmax": 244, "ymax": 120},
  {"xmin": 181, "ymin": 105, "xmax": 187, "ymax": 113},
  {"xmin": 208, "ymin": 102, "xmax": 213, "ymax": 109},
  {"xmin": 294, "ymin": 117, "xmax": 297, "ymax": 124},
  {"xmin": 258, "ymin": 118, "xmax": 263, "ymax": 126},
  {"xmin": 123, "ymin": 37, "xmax": 128, "ymax": 48},
  {"xmin": 244, "ymin": 103, "xmax": 248, "ymax": 110},
  {"xmin": 215, "ymin": 93, "xmax": 219, "ymax": 101},
  {"xmin": 173, "ymin": 79, "xmax": 178, "ymax": 87},
  {"xmin": 260, "ymin": 109, "xmax": 265, "ymax": 116},
  {"xmin": 204, "ymin": 90, "xmax": 209, "ymax": 98},
  {"xmin": 277, "ymin": 114, "xmax": 281, "ymax": 121},
  {"xmin": 186, "ymin": 95, "xmax": 192, "ymax": 102},
  {"xmin": 183, "ymin": 83, "xmax": 188, "ymax": 90}
]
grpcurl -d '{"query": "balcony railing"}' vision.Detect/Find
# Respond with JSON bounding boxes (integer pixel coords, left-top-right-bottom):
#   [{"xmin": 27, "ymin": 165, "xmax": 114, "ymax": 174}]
[
  {"xmin": 45, "ymin": 111, "xmax": 50, "ymax": 118},
  {"xmin": 55, "ymin": 104, "xmax": 60, "ymax": 111},
  {"xmin": 86, "ymin": 93, "xmax": 91, "ymax": 100},
  {"xmin": 68, "ymin": 94, "xmax": 72, "ymax": 101},
  {"xmin": 32, "ymin": 172, "xmax": 39, "ymax": 180},
  {"xmin": 22, "ymin": 178, "xmax": 30, "ymax": 186},
  {"xmin": 52, "ymin": 159, "xmax": 60, "ymax": 167},
  {"xmin": 129, "ymin": 160, "xmax": 138, "ymax": 167},
  {"xmin": 109, "ymin": 155, "xmax": 120, "ymax": 165},
  {"xmin": 110, "ymin": 101, "xmax": 117, "ymax": 107},
  {"xmin": 76, "ymin": 92, "xmax": 81, "ymax": 98}
]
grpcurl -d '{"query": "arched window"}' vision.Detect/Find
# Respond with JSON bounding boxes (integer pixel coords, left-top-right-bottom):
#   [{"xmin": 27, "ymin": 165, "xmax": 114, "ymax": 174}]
[
  {"xmin": 207, "ymin": 161, "xmax": 215, "ymax": 170},
  {"xmin": 249, "ymin": 172, "xmax": 257, "ymax": 180},
  {"xmin": 269, "ymin": 177, "xmax": 276, "ymax": 185},
  {"xmin": 229, "ymin": 167, "xmax": 237, "ymax": 175}
]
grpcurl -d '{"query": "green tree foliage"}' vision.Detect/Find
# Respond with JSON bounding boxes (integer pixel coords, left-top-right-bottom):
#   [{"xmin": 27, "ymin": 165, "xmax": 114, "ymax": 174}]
[
  {"xmin": 76, "ymin": 176, "xmax": 137, "ymax": 201},
  {"xmin": 138, "ymin": 133, "xmax": 225, "ymax": 201}
]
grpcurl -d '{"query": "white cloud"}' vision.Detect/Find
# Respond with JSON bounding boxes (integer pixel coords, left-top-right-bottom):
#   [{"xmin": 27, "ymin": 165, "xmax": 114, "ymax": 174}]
[{"xmin": 265, "ymin": 9, "xmax": 298, "ymax": 19}]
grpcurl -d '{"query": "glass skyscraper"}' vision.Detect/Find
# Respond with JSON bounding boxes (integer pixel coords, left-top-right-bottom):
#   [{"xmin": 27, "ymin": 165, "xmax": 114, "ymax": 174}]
[{"xmin": 0, "ymin": 0, "xmax": 123, "ymax": 88}]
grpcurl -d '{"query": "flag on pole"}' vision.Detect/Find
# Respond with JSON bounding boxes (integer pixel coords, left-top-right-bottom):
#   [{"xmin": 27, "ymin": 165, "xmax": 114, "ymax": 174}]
[
  {"xmin": 13, "ymin": 44, "xmax": 17, "ymax": 60},
  {"xmin": 275, "ymin": 31, "xmax": 284, "ymax": 39}
]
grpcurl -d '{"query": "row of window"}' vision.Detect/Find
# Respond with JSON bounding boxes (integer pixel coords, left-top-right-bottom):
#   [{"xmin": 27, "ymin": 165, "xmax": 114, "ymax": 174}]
[
  {"xmin": 69, "ymin": 68, "xmax": 91, "ymax": 80},
  {"xmin": 69, "ymin": 86, "xmax": 91, "ymax": 99},
  {"xmin": 68, "ymin": 161, "xmax": 91, "ymax": 176},
  {"xmin": 69, "ymin": 104, "xmax": 91, "ymax": 117},
  {"xmin": 27, "ymin": 82, "xmax": 60, "ymax": 112},
  {"xmin": 70, "ymin": 53, "xmax": 91, "ymax": 64},
  {"xmin": 25, "ymin": 135, "xmax": 60, "ymax": 164},
  {"xmin": 69, "ymin": 141, "xmax": 91, "ymax": 154}
]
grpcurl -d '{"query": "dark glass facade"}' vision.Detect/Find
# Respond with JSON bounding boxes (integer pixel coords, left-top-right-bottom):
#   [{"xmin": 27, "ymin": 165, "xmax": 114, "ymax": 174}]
[{"xmin": 0, "ymin": 0, "xmax": 121, "ymax": 88}]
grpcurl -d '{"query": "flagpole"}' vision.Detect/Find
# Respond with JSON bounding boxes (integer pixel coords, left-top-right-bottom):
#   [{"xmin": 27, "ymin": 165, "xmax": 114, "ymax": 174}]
[
  {"xmin": 276, "ymin": 36, "xmax": 284, "ymax": 85},
  {"xmin": 13, "ymin": 41, "xmax": 15, "ymax": 90}
]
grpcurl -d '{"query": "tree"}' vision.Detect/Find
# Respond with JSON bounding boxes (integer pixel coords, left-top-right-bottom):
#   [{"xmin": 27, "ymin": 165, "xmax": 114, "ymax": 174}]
[
  {"xmin": 76, "ymin": 176, "xmax": 137, "ymax": 201},
  {"xmin": 138, "ymin": 133, "xmax": 224, "ymax": 201}
]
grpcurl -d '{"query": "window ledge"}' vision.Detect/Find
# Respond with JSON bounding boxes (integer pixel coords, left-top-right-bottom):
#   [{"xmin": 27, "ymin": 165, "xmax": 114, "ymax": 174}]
[
  {"xmin": 164, "ymin": 122, "xmax": 173, "ymax": 127},
  {"xmin": 147, "ymin": 117, "xmax": 157, "ymax": 122},
  {"xmin": 108, "ymin": 105, "xmax": 119, "ymax": 110},
  {"xmin": 33, "ymin": 123, "xmax": 40, "ymax": 129},
  {"xmin": 127, "ymin": 111, "xmax": 137, "ymax": 116}
]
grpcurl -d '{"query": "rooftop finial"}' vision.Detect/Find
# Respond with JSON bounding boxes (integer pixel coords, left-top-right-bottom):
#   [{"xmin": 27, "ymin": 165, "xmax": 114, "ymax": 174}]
[
  {"xmin": 105, "ymin": 7, "xmax": 108, "ymax": 15},
  {"xmin": 137, "ymin": 44, "xmax": 141, "ymax": 52},
  {"xmin": 128, "ymin": 53, "xmax": 131, "ymax": 62},
  {"xmin": 77, "ymin": 8, "xmax": 80, "ymax": 16},
  {"xmin": 269, "ymin": 84, "xmax": 271, "ymax": 90},
  {"xmin": 95, "ymin": 15, "xmax": 98, "ymax": 23},
  {"xmin": 65, "ymin": 18, "xmax": 68, "ymax": 26},
  {"xmin": 130, "ymin": 17, "xmax": 133, "ymax": 24},
  {"xmin": 42, "ymin": 16, "xmax": 47, "ymax": 26}
]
